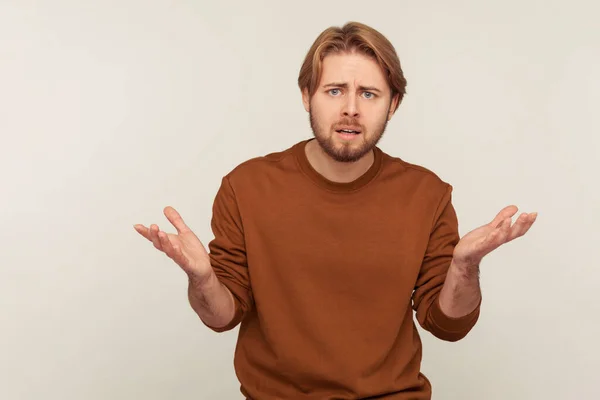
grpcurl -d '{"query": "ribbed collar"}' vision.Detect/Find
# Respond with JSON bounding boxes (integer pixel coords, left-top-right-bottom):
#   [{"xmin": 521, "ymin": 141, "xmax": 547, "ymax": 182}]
[{"xmin": 293, "ymin": 138, "xmax": 383, "ymax": 193}]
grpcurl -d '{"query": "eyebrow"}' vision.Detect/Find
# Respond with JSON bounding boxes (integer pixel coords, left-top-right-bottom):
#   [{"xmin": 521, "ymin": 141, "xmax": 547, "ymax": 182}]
[{"xmin": 322, "ymin": 82, "xmax": 382, "ymax": 93}]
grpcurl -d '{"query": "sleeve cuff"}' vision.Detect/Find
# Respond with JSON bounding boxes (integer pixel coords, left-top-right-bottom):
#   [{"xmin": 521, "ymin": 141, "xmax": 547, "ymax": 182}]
[
  {"xmin": 201, "ymin": 297, "xmax": 244, "ymax": 333},
  {"xmin": 428, "ymin": 295, "xmax": 481, "ymax": 341}
]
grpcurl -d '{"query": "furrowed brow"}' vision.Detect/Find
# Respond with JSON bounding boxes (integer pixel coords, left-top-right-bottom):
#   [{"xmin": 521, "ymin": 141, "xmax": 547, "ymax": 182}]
[{"xmin": 322, "ymin": 82, "xmax": 382, "ymax": 93}]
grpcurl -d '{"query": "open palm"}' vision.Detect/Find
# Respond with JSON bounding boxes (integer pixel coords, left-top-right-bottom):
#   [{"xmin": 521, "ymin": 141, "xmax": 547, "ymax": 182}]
[
  {"xmin": 134, "ymin": 206, "xmax": 212, "ymax": 280},
  {"xmin": 453, "ymin": 205, "xmax": 538, "ymax": 268}
]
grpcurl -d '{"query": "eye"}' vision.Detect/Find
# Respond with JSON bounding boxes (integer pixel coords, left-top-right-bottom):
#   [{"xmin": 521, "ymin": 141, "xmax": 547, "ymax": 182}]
[
  {"xmin": 328, "ymin": 89, "xmax": 341, "ymax": 96},
  {"xmin": 362, "ymin": 92, "xmax": 376, "ymax": 99}
]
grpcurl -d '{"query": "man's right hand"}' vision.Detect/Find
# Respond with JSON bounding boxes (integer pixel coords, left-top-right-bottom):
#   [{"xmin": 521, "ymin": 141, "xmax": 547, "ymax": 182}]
[
  {"xmin": 134, "ymin": 206, "xmax": 213, "ymax": 284},
  {"xmin": 134, "ymin": 206, "xmax": 237, "ymax": 330}
]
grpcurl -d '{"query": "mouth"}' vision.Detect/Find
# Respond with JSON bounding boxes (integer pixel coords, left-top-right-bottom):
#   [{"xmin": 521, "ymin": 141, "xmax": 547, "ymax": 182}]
[
  {"xmin": 335, "ymin": 128, "xmax": 362, "ymax": 135},
  {"xmin": 335, "ymin": 127, "xmax": 362, "ymax": 142}
]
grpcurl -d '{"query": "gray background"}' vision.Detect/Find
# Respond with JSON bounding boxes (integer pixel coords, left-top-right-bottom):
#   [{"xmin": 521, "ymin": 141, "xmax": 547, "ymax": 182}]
[{"xmin": 1, "ymin": 0, "xmax": 598, "ymax": 399}]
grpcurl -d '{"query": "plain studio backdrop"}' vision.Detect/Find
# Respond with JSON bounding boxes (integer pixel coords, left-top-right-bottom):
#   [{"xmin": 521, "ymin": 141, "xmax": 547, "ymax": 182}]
[{"xmin": 1, "ymin": 1, "xmax": 598, "ymax": 399}]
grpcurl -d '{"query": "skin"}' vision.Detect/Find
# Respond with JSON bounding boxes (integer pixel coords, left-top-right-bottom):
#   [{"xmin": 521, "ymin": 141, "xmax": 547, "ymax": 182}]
[
  {"xmin": 439, "ymin": 205, "xmax": 537, "ymax": 318},
  {"xmin": 134, "ymin": 51, "xmax": 538, "ymax": 325},
  {"xmin": 302, "ymin": 51, "xmax": 399, "ymax": 183},
  {"xmin": 134, "ymin": 207, "xmax": 236, "ymax": 328}
]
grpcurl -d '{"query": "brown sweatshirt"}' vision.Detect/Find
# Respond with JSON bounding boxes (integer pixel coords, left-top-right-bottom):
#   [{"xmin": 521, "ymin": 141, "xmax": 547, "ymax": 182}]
[{"xmin": 204, "ymin": 138, "xmax": 480, "ymax": 399}]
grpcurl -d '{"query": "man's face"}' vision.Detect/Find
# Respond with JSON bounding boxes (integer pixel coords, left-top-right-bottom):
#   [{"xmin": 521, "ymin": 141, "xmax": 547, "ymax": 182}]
[{"xmin": 302, "ymin": 51, "xmax": 398, "ymax": 163}]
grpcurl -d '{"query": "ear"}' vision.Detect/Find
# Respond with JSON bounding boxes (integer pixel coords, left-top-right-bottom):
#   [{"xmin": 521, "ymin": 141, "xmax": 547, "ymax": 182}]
[
  {"xmin": 301, "ymin": 88, "xmax": 310, "ymax": 112},
  {"xmin": 387, "ymin": 93, "xmax": 400, "ymax": 121}
]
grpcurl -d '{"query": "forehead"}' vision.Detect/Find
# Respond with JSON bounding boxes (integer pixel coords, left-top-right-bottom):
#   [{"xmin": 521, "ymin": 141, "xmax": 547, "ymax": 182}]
[{"xmin": 319, "ymin": 52, "xmax": 389, "ymax": 88}]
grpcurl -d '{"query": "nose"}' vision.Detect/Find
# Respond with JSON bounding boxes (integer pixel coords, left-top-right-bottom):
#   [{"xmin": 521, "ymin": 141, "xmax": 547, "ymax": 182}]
[{"xmin": 342, "ymin": 95, "xmax": 359, "ymax": 118}]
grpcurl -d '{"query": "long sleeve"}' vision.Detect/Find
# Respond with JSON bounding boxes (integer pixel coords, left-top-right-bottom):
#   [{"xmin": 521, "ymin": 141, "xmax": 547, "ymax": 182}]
[
  {"xmin": 203, "ymin": 175, "xmax": 254, "ymax": 332},
  {"xmin": 191, "ymin": 140, "xmax": 487, "ymax": 398},
  {"xmin": 412, "ymin": 184, "xmax": 480, "ymax": 342}
]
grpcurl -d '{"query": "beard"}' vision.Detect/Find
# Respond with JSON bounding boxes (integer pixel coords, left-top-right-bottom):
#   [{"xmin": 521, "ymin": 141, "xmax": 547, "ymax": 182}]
[{"xmin": 308, "ymin": 107, "xmax": 390, "ymax": 163}]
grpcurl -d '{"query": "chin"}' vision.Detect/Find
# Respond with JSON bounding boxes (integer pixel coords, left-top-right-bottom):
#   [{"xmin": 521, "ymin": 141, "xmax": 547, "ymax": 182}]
[{"xmin": 324, "ymin": 137, "xmax": 373, "ymax": 163}]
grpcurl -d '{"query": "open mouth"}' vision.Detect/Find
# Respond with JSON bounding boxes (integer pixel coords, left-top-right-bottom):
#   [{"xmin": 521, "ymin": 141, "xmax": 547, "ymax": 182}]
[{"xmin": 335, "ymin": 128, "xmax": 362, "ymax": 135}]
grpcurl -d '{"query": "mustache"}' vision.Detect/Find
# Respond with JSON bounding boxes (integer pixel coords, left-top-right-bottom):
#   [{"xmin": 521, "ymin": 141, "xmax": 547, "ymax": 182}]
[{"xmin": 332, "ymin": 118, "xmax": 364, "ymax": 130}]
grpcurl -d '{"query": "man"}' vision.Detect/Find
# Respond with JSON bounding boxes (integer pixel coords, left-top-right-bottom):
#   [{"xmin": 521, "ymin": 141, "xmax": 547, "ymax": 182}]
[{"xmin": 134, "ymin": 22, "xmax": 537, "ymax": 399}]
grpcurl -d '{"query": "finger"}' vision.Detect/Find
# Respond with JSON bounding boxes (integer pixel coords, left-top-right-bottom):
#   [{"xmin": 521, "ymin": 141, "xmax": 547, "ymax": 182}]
[
  {"xmin": 507, "ymin": 213, "xmax": 529, "ymax": 241},
  {"xmin": 149, "ymin": 224, "xmax": 163, "ymax": 251},
  {"xmin": 490, "ymin": 205, "xmax": 519, "ymax": 227},
  {"xmin": 530, "ymin": 212, "xmax": 538, "ymax": 223},
  {"xmin": 508, "ymin": 212, "xmax": 538, "ymax": 241},
  {"xmin": 170, "ymin": 242, "xmax": 192, "ymax": 270},
  {"xmin": 156, "ymin": 232, "xmax": 190, "ymax": 271},
  {"xmin": 164, "ymin": 206, "xmax": 191, "ymax": 234},
  {"xmin": 484, "ymin": 217, "xmax": 511, "ymax": 249},
  {"xmin": 159, "ymin": 233, "xmax": 181, "ymax": 261},
  {"xmin": 158, "ymin": 232, "xmax": 181, "ymax": 262},
  {"xmin": 133, "ymin": 224, "xmax": 151, "ymax": 241},
  {"xmin": 500, "ymin": 216, "xmax": 512, "ymax": 238}
]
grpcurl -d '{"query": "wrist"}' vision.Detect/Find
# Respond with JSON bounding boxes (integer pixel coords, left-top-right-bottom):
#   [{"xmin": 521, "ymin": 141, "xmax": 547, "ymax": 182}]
[
  {"xmin": 450, "ymin": 258, "xmax": 480, "ymax": 274},
  {"xmin": 188, "ymin": 270, "xmax": 216, "ymax": 292}
]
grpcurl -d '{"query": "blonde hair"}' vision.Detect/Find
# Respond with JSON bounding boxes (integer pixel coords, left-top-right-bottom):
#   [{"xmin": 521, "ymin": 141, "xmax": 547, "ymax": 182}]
[{"xmin": 298, "ymin": 21, "xmax": 407, "ymax": 112}]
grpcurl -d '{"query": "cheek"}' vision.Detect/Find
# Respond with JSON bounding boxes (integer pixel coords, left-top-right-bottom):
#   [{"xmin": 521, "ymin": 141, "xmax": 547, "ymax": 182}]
[
  {"xmin": 312, "ymin": 103, "xmax": 337, "ymax": 127},
  {"xmin": 366, "ymin": 104, "xmax": 391, "ymax": 123}
]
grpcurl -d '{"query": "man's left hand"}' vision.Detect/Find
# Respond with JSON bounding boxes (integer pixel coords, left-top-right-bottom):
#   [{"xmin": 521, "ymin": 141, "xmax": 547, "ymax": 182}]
[{"xmin": 453, "ymin": 205, "xmax": 538, "ymax": 269}]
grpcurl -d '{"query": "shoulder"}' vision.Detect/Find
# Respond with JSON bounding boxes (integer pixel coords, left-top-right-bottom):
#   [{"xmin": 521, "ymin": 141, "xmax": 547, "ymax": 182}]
[
  {"xmin": 221, "ymin": 141, "xmax": 301, "ymax": 185},
  {"xmin": 380, "ymin": 148, "xmax": 452, "ymax": 193},
  {"xmin": 379, "ymin": 149, "xmax": 457, "ymax": 225}
]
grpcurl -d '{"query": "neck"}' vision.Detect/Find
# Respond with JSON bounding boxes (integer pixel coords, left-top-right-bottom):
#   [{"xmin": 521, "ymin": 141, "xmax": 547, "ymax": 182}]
[{"xmin": 305, "ymin": 139, "xmax": 374, "ymax": 183}]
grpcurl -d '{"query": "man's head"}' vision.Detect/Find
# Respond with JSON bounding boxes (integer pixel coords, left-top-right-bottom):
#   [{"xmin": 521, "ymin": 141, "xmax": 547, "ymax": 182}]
[{"xmin": 298, "ymin": 22, "xmax": 407, "ymax": 163}]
